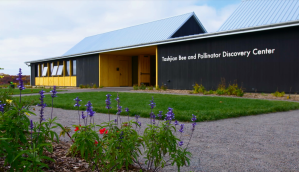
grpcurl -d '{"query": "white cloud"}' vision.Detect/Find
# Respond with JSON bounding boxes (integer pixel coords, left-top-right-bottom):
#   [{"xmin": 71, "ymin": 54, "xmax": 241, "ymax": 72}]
[{"xmin": 0, "ymin": 0, "xmax": 238, "ymax": 75}]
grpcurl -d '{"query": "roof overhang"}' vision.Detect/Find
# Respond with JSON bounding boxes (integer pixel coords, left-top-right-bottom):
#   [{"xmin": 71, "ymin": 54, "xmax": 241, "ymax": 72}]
[{"xmin": 25, "ymin": 20, "xmax": 299, "ymax": 65}]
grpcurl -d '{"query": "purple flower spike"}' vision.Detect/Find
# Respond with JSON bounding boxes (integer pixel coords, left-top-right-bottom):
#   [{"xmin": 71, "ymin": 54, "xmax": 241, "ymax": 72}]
[
  {"xmin": 174, "ymin": 120, "xmax": 179, "ymax": 126},
  {"xmin": 149, "ymin": 97, "xmax": 156, "ymax": 109},
  {"xmin": 157, "ymin": 111, "xmax": 163, "ymax": 119},
  {"xmin": 191, "ymin": 114, "xmax": 197, "ymax": 122},
  {"xmin": 50, "ymin": 86, "xmax": 57, "ymax": 98},
  {"xmin": 37, "ymin": 90, "xmax": 46, "ymax": 121},
  {"xmin": 135, "ymin": 115, "xmax": 140, "ymax": 120},
  {"xmin": 30, "ymin": 120, "xmax": 34, "ymax": 130},
  {"xmin": 0, "ymin": 101, "xmax": 5, "ymax": 113},
  {"xmin": 117, "ymin": 106, "xmax": 122, "ymax": 115},
  {"xmin": 165, "ymin": 107, "xmax": 175, "ymax": 123},
  {"xmin": 114, "ymin": 119, "xmax": 118, "ymax": 123},
  {"xmin": 16, "ymin": 68, "xmax": 25, "ymax": 91},
  {"xmin": 74, "ymin": 97, "xmax": 82, "ymax": 107},
  {"xmin": 179, "ymin": 124, "xmax": 184, "ymax": 133},
  {"xmin": 85, "ymin": 101, "xmax": 93, "ymax": 116},
  {"xmin": 178, "ymin": 141, "xmax": 184, "ymax": 147},
  {"xmin": 81, "ymin": 111, "xmax": 86, "ymax": 119},
  {"xmin": 191, "ymin": 122, "xmax": 197, "ymax": 131},
  {"xmin": 137, "ymin": 121, "xmax": 141, "ymax": 127},
  {"xmin": 125, "ymin": 107, "xmax": 129, "ymax": 112},
  {"xmin": 105, "ymin": 94, "xmax": 112, "ymax": 109}
]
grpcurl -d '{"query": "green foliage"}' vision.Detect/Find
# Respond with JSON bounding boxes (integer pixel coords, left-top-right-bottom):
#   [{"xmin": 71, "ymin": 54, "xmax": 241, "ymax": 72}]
[
  {"xmin": 139, "ymin": 84, "xmax": 146, "ymax": 90},
  {"xmin": 92, "ymin": 84, "xmax": 97, "ymax": 88},
  {"xmin": 133, "ymin": 84, "xmax": 139, "ymax": 90},
  {"xmin": 193, "ymin": 83, "xmax": 205, "ymax": 94},
  {"xmin": 143, "ymin": 123, "xmax": 191, "ymax": 171},
  {"xmin": 147, "ymin": 86, "xmax": 154, "ymax": 90},
  {"xmin": 272, "ymin": 91, "xmax": 285, "ymax": 97},
  {"xmin": 161, "ymin": 84, "xmax": 167, "ymax": 91},
  {"xmin": 155, "ymin": 85, "xmax": 161, "ymax": 91},
  {"xmin": 99, "ymin": 85, "xmax": 104, "ymax": 88}
]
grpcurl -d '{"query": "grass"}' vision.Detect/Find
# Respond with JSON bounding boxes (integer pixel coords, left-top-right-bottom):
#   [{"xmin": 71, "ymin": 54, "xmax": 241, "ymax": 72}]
[
  {"xmin": 1, "ymin": 88, "xmax": 66, "ymax": 95},
  {"xmin": 15, "ymin": 91, "xmax": 299, "ymax": 122}
]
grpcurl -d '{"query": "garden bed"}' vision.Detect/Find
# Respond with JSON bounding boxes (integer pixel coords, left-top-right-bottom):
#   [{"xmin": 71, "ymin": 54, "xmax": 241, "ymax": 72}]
[{"xmin": 132, "ymin": 89, "xmax": 299, "ymax": 101}]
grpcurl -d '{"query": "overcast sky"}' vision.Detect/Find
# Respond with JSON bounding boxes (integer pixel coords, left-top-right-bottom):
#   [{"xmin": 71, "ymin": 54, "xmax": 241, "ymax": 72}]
[{"xmin": 0, "ymin": 0, "xmax": 241, "ymax": 75}]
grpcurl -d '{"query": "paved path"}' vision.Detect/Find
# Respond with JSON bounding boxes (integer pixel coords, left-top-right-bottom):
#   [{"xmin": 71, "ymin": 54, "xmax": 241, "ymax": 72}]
[{"xmin": 29, "ymin": 106, "xmax": 299, "ymax": 172}]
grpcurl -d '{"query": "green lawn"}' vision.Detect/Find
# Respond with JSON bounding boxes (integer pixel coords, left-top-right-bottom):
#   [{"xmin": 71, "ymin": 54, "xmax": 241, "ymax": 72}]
[
  {"xmin": 1, "ymin": 88, "xmax": 66, "ymax": 95},
  {"xmin": 15, "ymin": 92, "xmax": 299, "ymax": 122}
]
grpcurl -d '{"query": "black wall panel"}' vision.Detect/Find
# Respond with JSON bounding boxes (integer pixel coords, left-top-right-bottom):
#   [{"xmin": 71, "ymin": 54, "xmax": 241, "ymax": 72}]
[
  {"xmin": 30, "ymin": 64, "xmax": 36, "ymax": 86},
  {"xmin": 158, "ymin": 25, "xmax": 299, "ymax": 93},
  {"xmin": 77, "ymin": 54, "xmax": 99, "ymax": 87},
  {"xmin": 171, "ymin": 16, "xmax": 205, "ymax": 38}
]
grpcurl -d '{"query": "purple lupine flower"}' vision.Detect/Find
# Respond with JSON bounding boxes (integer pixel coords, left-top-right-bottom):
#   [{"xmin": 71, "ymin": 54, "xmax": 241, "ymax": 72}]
[
  {"xmin": 117, "ymin": 106, "xmax": 122, "ymax": 115},
  {"xmin": 85, "ymin": 101, "xmax": 94, "ymax": 117},
  {"xmin": 174, "ymin": 120, "xmax": 179, "ymax": 126},
  {"xmin": 81, "ymin": 111, "xmax": 86, "ymax": 119},
  {"xmin": 191, "ymin": 114, "xmax": 197, "ymax": 122},
  {"xmin": 165, "ymin": 107, "xmax": 175, "ymax": 123},
  {"xmin": 191, "ymin": 122, "xmax": 197, "ymax": 131},
  {"xmin": 157, "ymin": 111, "xmax": 163, "ymax": 119},
  {"xmin": 105, "ymin": 94, "xmax": 112, "ymax": 109},
  {"xmin": 16, "ymin": 68, "xmax": 25, "ymax": 91},
  {"xmin": 50, "ymin": 86, "xmax": 57, "ymax": 98},
  {"xmin": 30, "ymin": 119, "xmax": 34, "ymax": 130},
  {"xmin": 114, "ymin": 118, "xmax": 117, "ymax": 123},
  {"xmin": 149, "ymin": 97, "xmax": 156, "ymax": 109},
  {"xmin": 74, "ymin": 97, "xmax": 82, "ymax": 107},
  {"xmin": 178, "ymin": 141, "xmax": 184, "ymax": 147},
  {"xmin": 137, "ymin": 121, "xmax": 141, "ymax": 127},
  {"xmin": 0, "ymin": 101, "xmax": 5, "ymax": 113},
  {"xmin": 179, "ymin": 124, "xmax": 184, "ymax": 133},
  {"xmin": 89, "ymin": 110, "xmax": 95, "ymax": 118},
  {"xmin": 37, "ymin": 90, "xmax": 46, "ymax": 121},
  {"xmin": 125, "ymin": 107, "xmax": 129, "ymax": 112},
  {"xmin": 152, "ymin": 114, "xmax": 156, "ymax": 124}
]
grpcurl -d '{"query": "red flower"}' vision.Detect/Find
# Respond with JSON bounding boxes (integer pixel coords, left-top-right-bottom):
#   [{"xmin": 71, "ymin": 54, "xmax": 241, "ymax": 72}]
[
  {"xmin": 74, "ymin": 127, "xmax": 79, "ymax": 132},
  {"xmin": 94, "ymin": 140, "xmax": 98, "ymax": 145},
  {"xmin": 99, "ymin": 128, "xmax": 108, "ymax": 134}
]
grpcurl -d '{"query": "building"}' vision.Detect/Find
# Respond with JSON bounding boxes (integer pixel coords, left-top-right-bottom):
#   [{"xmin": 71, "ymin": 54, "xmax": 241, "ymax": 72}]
[{"xmin": 25, "ymin": 0, "xmax": 299, "ymax": 93}]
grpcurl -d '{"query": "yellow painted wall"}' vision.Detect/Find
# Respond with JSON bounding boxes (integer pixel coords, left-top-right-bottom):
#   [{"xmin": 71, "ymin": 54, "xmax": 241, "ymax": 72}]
[
  {"xmin": 99, "ymin": 54, "xmax": 132, "ymax": 87},
  {"xmin": 34, "ymin": 76, "xmax": 76, "ymax": 87}
]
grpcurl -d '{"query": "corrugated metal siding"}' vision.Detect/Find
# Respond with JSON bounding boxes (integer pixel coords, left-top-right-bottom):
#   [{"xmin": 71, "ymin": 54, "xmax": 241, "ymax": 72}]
[
  {"xmin": 158, "ymin": 25, "xmax": 299, "ymax": 93},
  {"xmin": 76, "ymin": 54, "xmax": 99, "ymax": 87},
  {"xmin": 218, "ymin": 0, "xmax": 299, "ymax": 31},
  {"xmin": 31, "ymin": 64, "xmax": 36, "ymax": 86},
  {"xmin": 63, "ymin": 12, "xmax": 206, "ymax": 56}
]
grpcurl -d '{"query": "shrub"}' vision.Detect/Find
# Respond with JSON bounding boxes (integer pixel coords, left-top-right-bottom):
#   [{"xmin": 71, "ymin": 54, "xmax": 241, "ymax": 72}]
[
  {"xmin": 139, "ymin": 84, "xmax": 146, "ymax": 90},
  {"xmin": 272, "ymin": 91, "xmax": 285, "ymax": 97},
  {"xmin": 92, "ymin": 84, "xmax": 97, "ymax": 88},
  {"xmin": 147, "ymin": 86, "xmax": 154, "ymax": 90},
  {"xmin": 99, "ymin": 85, "xmax": 104, "ymax": 88},
  {"xmin": 133, "ymin": 84, "xmax": 139, "ymax": 90},
  {"xmin": 161, "ymin": 83, "xmax": 167, "ymax": 91},
  {"xmin": 79, "ymin": 84, "xmax": 84, "ymax": 88},
  {"xmin": 155, "ymin": 85, "xmax": 161, "ymax": 91},
  {"xmin": 236, "ymin": 88, "xmax": 244, "ymax": 97}
]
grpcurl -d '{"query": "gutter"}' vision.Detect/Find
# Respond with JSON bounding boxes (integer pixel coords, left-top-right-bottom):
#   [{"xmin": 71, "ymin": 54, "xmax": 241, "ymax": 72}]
[{"xmin": 24, "ymin": 20, "xmax": 299, "ymax": 65}]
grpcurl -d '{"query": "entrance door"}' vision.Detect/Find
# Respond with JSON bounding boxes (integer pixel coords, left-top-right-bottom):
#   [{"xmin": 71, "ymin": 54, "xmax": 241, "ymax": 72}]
[
  {"xmin": 138, "ymin": 55, "xmax": 150, "ymax": 85},
  {"xmin": 119, "ymin": 60, "xmax": 129, "ymax": 86}
]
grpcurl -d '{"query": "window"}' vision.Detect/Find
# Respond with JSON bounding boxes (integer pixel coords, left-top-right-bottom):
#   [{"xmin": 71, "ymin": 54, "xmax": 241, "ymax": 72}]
[
  {"xmin": 42, "ymin": 63, "xmax": 48, "ymax": 77},
  {"xmin": 51, "ymin": 62, "xmax": 58, "ymax": 76},
  {"xmin": 42, "ymin": 66, "xmax": 48, "ymax": 76},
  {"xmin": 49, "ymin": 63, "xmax": 53, "ymax": 76},
  {"xmin": 52, "ymin": 66, "xmax": 58, "ymax": 76},
  {"xmin": 66, "ymin": 60, "xmax": 70, "ymax": 76},
  {"xmin": 72, "ymin": 60, "xmax": 76, "ymax": 76},
  {"xmin": 57, "ymin": 64, "xmax": 64, "ymax": 76}
]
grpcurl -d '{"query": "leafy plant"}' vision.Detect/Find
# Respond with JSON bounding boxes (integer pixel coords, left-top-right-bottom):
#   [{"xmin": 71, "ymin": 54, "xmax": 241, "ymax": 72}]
[
  {"xmin": 133, "ymin": 84, "xmax": 139, "ymax": 90},
  {"xmin": 161, "ymin": 83, "xmax": 167, "ymax": 91},
  {"xmin": 272, "ymin": 91, "xmax": 285, "ymax": 97},
  {"xmin": 155, "ymin": 85, "xmax": 161, "ymax": 91},
  {"xmin": 147, "ymin": 86, "xmax": 154, "ymax": 90},
  {"xmin": 92, "ymin": 84, "xmax": 97, "ymax": 88},
  {"xmin": 139, "ymin": 84, "xmax": 146, "ymax": 90}
]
